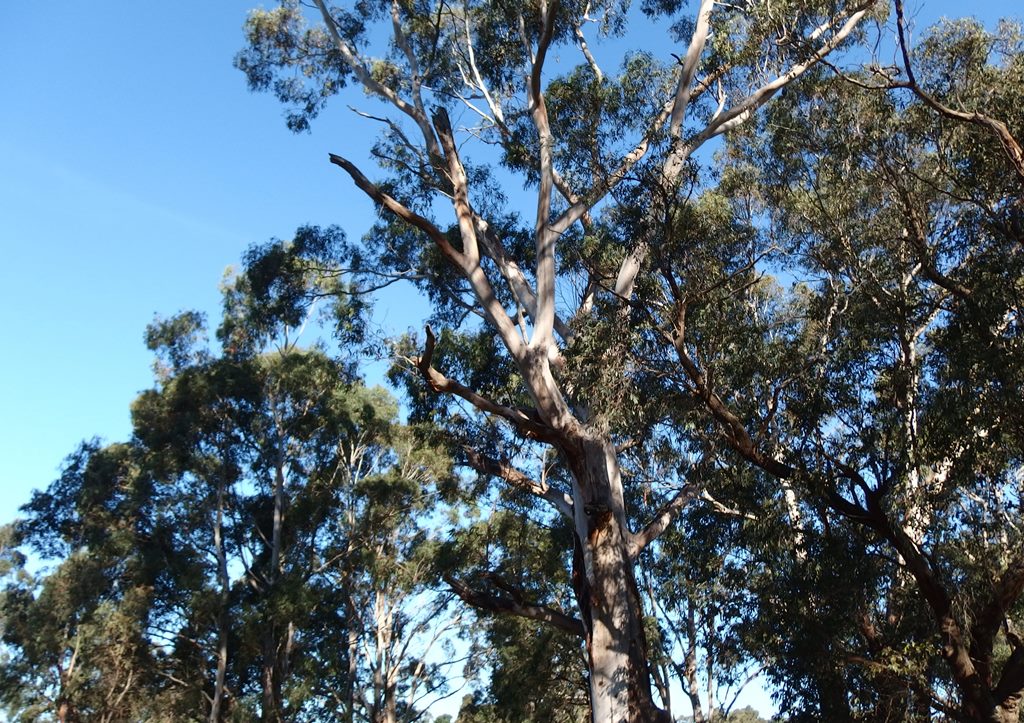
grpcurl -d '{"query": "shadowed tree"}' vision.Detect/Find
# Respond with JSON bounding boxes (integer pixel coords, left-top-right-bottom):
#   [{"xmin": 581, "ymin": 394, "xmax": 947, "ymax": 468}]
[{"xmin": 681, "ymin": 11, "xmax": 1024, "ymax": 722}]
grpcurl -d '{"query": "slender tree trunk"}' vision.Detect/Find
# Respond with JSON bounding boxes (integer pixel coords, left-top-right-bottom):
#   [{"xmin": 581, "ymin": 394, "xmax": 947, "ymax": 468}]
[
  {"xmin": 260, "ymin": 436, "xmax": 288, "ymax": 722},
  {"xmin": 210, "ymin": 484, "xmax": 230, "ymax": 723},
  {"xmin": 683, "ymin": 599, "xmax": 706, "ymax": 723},
  {"xmin": 344, "ymin": 589, "xmax": 359, "ymax": 723},
  {"xmin": 259, "ymin": 623, "xmax": 289, "ymax": 723},
  {"xmin": 270, "ymin": 442, "xmax": 285, "ymax": 581},
  {"xmin": 564, "ymin": 432, "xmax": 670, "ymax": 723},
  {"xmin": 261, "ymin": 628, "xmax": 280, "ymax": 723},
  {"xmin": 56, "ymin": 650, "xmax": 80, "ymax": 723},
  {"xmin": 371, "ymin": 589, "xmax": 397, "ymax": 723}
]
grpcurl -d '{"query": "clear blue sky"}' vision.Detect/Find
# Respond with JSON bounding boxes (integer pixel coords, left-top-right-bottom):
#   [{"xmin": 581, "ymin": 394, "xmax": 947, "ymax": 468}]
[
  {"xmin": 0, "ymin": 2, "xmax": 383, "ymax": 523},
  {"xmin": 0, "ymin": 1, "xmax": 1017, "ymax": 526}
]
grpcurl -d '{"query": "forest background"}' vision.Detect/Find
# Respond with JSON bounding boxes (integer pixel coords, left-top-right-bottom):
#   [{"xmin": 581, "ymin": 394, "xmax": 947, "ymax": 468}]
[{"xmin": 0, "ymin": 0, "xmax": 1022, "ymax": 721}]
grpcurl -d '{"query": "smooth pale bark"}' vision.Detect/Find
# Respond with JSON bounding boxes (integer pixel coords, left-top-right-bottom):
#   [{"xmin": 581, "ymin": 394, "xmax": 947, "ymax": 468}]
[
  {"xmin": 563, "ymin": 432, "xmax": 670, "ymax": 723},
  {"xmin": 371, "ymin": 589, "xmax": 397, "ymax": 723}
]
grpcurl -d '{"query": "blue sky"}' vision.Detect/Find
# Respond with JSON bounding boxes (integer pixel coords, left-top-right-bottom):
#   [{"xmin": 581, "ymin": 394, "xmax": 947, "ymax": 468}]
[
  {"xmin": 0, "ymin": 2, "xmax": 380, "ymax": 523},
  {"xmin": 0, "ymin": 0, "xmax": 1017, "ymax": 552}
]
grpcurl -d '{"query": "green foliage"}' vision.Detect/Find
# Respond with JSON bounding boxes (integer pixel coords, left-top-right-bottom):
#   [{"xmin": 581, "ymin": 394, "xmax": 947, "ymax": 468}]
[
  {"xmin": 1, "ymin": 254, "xmax": 458, "ymax": 722},
  {"xmin": 713, "ymin": 15, "xmax": 1024, "ymax": 721},
  {"xmin": 10, "ymin": 2, "xmax": 1024, "ymax": 722}
]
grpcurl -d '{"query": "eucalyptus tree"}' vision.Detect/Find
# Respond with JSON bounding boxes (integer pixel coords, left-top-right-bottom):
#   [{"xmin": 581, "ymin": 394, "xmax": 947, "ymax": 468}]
[
  {"xmin": 1, "ymin": 233, "xmax": 459, "ymax": 723},
  {"xmin": 313, "ymin": 387, "xmax": 461, "ymax": 723},
  {"xmin": 237, "ymin": 1, "xmax": 877, "ymax": 718},
  {"xmin": 687, "ymin": 12, "xmax": 1024, "ymax": 722},
  {"xmin": 0, "ymin": 442, "xmax": 180, "ymax": 723},
  {"xmin": 133, "ymin": 241, "xmax": 460, "ymax": 723}
]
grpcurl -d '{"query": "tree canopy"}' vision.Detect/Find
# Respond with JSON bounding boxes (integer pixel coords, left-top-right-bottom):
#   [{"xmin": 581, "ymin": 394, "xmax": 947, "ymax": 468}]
[{"xmin": 3, "ymin": 1, "xmax": 1023, "ymax": 722}]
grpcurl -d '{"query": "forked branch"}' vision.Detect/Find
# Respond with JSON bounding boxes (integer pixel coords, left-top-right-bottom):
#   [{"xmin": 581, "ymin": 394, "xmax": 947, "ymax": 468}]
[
  {"xmin": 413, "ymin": 326, "xmax": 555, "ymax": 442},
  {"xmin": 894, "ymin": 0, "xmax": 1024, "ymax": 188},
  {"xmin": 686, "ymin": 4, "xmax": 873, "ymax": 150},
  {"xmin": 313, "ymin": 0, "xmax": 442, "ymax": 158},
  {"xmin": 629, "ymin": 484, "xmax": 700, "ymax": 558}
]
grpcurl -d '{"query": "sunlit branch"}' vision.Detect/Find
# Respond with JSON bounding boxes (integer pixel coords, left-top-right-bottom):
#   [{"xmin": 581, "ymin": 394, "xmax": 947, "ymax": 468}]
[
  {"xmin": 413, "ymin": 325, "xmax": 555, "ymax": 443},
  {"xmin": 431, "ymin": 110, "xmax": 525, "ymax": 350},
  {"xmin": 313, "ymin": 0, "xmax": 442, "ymax": 159},
  {"xmin": 629, "ymin": 484, "xmax": 700, "ymax": 558},
  {"xmin": 390, "ymin": 0, "xmax": 431, "ymax": 135},
  {"xmin": 573, "ymin": 21, "xmax": 603, "ymax": 82},
  {"xmin": 668, "ymin": 0, "xmax": 715, "ymax": 141},
  {"xmin": 527, "ymin": 0, "xmax": 560, "ymax": 348},
  {"xmin": 685, "ymin": 5, "xmax": 872, "ymax": 150},
  {"xmin": 462, "ymin": 8, "xmax": 508, "ymax": 129},
  {"xmin": 472, "ymin": 215, "xmax": 573, "ymax": 343},
  {"xmin": 463, "ymin": 446, "xmax": 574, "ymax": 519}
]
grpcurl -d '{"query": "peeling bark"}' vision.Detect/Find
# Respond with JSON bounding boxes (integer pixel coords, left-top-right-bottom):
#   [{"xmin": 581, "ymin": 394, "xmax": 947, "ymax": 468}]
[{"xmin": 564, "ymin": 433, "xmax": 671, "ymax": 723}]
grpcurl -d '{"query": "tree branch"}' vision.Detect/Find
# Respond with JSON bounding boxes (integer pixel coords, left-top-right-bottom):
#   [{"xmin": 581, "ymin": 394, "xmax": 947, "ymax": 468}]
[
  {"xmin": 413, "ymin": 326, "xmax": 555, "ymax": 443},
  {"xmin": 881, "ymin": 160, "xmax": 974, "ymax": 299},
  {"xmin": 313, "ymin": 0, "xmax": 442, "ymax": 159},
  {"xmin": 993, "ymin": 647, "xmax": 1024, "ymax": 716},
  {"xmin": 668, "ymin": 0, "xmax": 715, "ymax": 141},
  {"xmin": 972, "ymin": 554, "xmax": 1024, "ymax": 689},
  {"xmin": 432, "ymin": 109, "xmax": 525, "ymax": 352},
  {"xmin": 462, "ymin": 446, "xmax": 574, "ymax": 519},
  {"xmin": 445, "ymin": 574, "xmax": 585, "ymax": 637},
  {"xmin": 894, "ymin": 0, "xmax": 1024, "ymax": 188},
  {"xmin": 629, "ymin": 484, "xmax": 700, "ymax": 558},
  {"xmin": 472, "ymin": 215, "xmax": 574, "ymax": 343},
  {"xmin": 529, "ymin": 0, "xmax": 560, "ymax": 347},
  {"xmin": 685, "ymin": 5, "xmax": 871, "ymax": 150},
  {"xmin": 873, "ymin": 513, "xmax": 995, "ymax": 715},
  {"xmin": 669, "ymin": 306, "xmax": 795, "ymax": 481},
  {"xmin": 328, "ymin": 153, "xmax": 463, "ymax": 265}
]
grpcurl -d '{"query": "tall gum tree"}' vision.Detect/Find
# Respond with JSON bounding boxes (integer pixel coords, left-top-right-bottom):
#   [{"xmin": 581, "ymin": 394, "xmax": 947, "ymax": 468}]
[
  {"xmin": 142, "ymin": 241, "xmax": 458, "ymax": 722},
  {"xmin": 0, "ymin": 238, "xmax": 461, "ymax": 723},
  {"xmin": 681, "ymin": 11, "xmax": 1024, "ymax": 722},
  {"xmin": 237, "ymin": 0, "xmax": 877, "ymax": 718}
]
